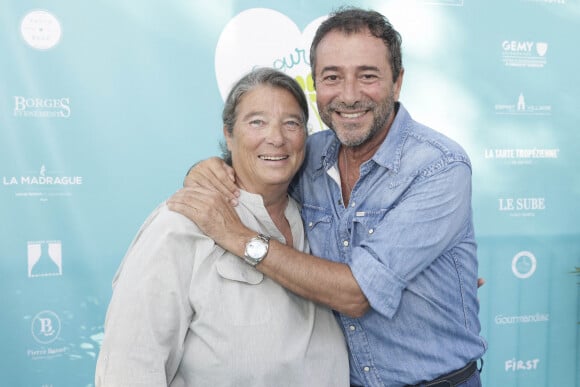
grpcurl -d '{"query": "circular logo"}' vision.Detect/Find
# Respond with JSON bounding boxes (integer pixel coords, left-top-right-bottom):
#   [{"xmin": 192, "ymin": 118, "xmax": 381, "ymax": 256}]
[
  {"xmin": 511, "ymin": 251, "xmax": 537, "ymax": 279},
  {"xmin": 20, "ymin": 10, "xmax": 62, "ymax": 50},
  {"xmin": 31, "ymin": 310, "xmax": 61, "ymax": 344}
]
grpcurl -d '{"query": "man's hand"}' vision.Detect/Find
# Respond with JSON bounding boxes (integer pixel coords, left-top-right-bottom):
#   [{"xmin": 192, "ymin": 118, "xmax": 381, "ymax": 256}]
[
  {"xmin": 184, "ymin": 157, "xmax": 239, "ymax": 206},
  {"xmin": 167, "ymin": 186, "xmax": 248, "ymax": 249}
]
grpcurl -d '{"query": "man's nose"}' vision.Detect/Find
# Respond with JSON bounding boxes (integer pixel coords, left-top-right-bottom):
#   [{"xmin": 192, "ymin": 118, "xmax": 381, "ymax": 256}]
[{"xmin": 340, "ymin": 76, "xmax": 361, "ymax": 106}]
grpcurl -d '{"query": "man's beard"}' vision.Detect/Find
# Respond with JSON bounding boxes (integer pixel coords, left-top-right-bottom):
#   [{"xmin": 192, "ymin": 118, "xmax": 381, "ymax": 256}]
[{"xmin": 320, "ymin": 91, "xmax": 395, "ymax": 148}]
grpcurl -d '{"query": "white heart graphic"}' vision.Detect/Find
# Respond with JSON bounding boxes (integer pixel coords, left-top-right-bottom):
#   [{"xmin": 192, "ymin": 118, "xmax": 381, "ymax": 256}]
[{"xmin": 214, "ymin": 8, "xmax": 328, "ymax": 133}]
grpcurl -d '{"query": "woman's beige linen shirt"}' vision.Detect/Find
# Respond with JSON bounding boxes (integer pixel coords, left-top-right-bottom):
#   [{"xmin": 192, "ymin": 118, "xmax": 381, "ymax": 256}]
[{"xmin": 95, "ymin": 190, "xmax": 349, "ymax": 387}]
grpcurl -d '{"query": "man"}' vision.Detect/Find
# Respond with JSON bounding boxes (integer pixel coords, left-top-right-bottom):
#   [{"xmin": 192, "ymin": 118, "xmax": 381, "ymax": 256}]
[{"xmin": 169, "ymin": 7, "xmax": 487, "ymax": 387}]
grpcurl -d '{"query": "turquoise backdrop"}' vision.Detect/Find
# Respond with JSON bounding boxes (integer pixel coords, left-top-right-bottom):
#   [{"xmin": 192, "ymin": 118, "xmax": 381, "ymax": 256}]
[{"xmin": 1, "ymin": 0, "xmax": 579, "ymax": 386}]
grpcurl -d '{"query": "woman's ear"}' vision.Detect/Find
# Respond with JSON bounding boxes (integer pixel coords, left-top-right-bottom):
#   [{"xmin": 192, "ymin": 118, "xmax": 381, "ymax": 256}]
[{"xmin": 223, "ymin": 125, "xmax": 233, "ymax": 151}]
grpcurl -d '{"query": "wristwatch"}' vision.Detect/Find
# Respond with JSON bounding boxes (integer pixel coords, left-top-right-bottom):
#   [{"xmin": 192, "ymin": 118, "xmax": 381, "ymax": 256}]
[{"xmin": 244, "ymin": 234, "xmax": 271, "ymax": 266}]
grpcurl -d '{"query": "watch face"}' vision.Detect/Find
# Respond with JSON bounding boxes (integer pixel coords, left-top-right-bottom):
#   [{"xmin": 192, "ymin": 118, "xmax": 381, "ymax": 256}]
[{"xmin": 247, "ymin": 239, "xmax": 267, "ymax": 259}]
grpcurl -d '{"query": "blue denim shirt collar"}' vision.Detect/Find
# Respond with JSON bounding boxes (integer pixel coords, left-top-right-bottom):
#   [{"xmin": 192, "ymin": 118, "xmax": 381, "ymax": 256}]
[{"xmin": 316, "ymin": 102, "xmax": 409, "ymax": 174}]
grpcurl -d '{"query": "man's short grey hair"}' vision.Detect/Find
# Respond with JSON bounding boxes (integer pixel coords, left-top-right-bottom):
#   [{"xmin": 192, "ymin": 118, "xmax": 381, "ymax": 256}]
[{"xmin": 220, "ymin": 68, "xmax": 309, "ymax": 165}]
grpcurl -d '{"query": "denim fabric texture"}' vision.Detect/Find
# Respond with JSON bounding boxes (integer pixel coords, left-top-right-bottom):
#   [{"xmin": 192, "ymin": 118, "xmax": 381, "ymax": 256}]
[{"xmin": 291, "ymin": 103, "xmax": 487, "ymax": 387}]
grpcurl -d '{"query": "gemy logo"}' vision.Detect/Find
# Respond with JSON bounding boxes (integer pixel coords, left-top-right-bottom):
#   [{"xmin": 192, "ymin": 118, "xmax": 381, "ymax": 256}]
[
  {"xmin": 502, "ymin": 41, "xmax": 548, "ymax": 56},
  {"xmin": 502, "ymin": 40, "xmax": 548, "ymax": 68}
]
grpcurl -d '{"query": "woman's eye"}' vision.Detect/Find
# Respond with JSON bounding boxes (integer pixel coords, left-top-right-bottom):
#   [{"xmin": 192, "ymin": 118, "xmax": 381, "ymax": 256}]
[
  {"xmin": 249, "ymin": 119, "xmax": 265, "ymax": 127},
  {"xmin": 284, "ymin": 121, "xmax": 302, "ymax": 130}
]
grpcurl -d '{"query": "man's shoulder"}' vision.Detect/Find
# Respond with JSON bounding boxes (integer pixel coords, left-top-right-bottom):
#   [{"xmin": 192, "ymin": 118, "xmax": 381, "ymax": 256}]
[
  {"xmin": 303, "ymin": 129, "xmax": 335, "ymax": 166},
  {"xmin": 306, "ymin": 129, "xmax": 335, "ymax": 147},
  {"xmin": 402, "ymin": 120, "xmax": 471, "ymax": 165}
]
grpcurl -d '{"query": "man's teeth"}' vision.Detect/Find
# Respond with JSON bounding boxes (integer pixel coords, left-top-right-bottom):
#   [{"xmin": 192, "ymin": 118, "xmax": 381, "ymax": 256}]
[
  {"xmin": 259, "ymin": 156, "xmax": 288, "ymax": 160},
  {"xmin": 340, "ymin": 112, "xmax": 364, "ymax": 118}
]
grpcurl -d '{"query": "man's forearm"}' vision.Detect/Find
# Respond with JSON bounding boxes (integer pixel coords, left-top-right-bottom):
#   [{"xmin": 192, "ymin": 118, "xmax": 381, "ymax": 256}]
[{"xmin": 221, "ymin": 225, "xmax": 370, "ymax": 318}]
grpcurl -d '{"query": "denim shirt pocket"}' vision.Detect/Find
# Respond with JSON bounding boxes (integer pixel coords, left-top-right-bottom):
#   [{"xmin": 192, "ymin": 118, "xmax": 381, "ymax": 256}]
[
  {"xmin": 351, "ymin": 209, "xmax": 386, "ymax": 249},
  {"xmin": 301, "ymin": 205, "xmax": 334, "ymax": 257}
]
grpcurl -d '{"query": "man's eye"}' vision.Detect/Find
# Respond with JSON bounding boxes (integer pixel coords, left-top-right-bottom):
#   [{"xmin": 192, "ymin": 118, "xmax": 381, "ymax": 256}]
[
  {"xmin": 322, "ymin": 75, "xmax": 339, "ymax": 82},
  {"xmin": 360, "ymin": 74, "xmax": 378, "ymax": 82}
]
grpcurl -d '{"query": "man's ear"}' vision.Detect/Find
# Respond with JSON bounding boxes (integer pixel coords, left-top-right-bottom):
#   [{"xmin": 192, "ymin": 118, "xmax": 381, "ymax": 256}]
[{"xmin": 393, "ymin": 68, "xmax": 404, "ymax": 101}]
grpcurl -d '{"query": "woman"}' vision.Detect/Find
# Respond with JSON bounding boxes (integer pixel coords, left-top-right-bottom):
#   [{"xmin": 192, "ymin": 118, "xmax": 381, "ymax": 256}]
[{"xmin": 95, "ymin": 68, "xmax": 349, "ymax": 386}]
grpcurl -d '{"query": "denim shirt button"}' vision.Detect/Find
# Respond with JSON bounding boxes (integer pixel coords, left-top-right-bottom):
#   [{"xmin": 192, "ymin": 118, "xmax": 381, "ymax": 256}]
[
  {"xmin": 343, "ymin": 240, "xmax": 349, "ymax": 247},
  {"xmin": 363, "ymin": 366, "xmax": 370, "ymax": 372},
  {"xmin": 349, "ymin": 325, "xmax": 356, "ymax": 331},
  {"xmin": 368, "ymin": 228, "xmax": 374, "ymax": 234},
  {"xmin": 351, "ymin": 202, "xmax": 356, "ymax": 207},
  {"xmin": 308, "ymin": 222, "xmax": 313, "ymax": 227}
]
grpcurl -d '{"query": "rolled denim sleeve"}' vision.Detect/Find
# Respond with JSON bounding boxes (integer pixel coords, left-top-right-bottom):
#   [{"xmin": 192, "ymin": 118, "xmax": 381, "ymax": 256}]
[{"xmin": 349, "ymin": 161, "xmax": 473, "ymax": 319}]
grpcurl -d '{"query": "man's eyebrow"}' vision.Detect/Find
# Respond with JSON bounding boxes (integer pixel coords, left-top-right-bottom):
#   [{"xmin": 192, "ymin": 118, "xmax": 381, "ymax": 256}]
[
  {"xmin": 319, "ymin": 66, "xmax": 339, "ymax": 73},
  {"xmin": 319, "ymin": 65, "xmax": 381, "ymax": 73},
  {"xmin": 357, "ymin": 65, "xmax": 380, "ymax": 72}
]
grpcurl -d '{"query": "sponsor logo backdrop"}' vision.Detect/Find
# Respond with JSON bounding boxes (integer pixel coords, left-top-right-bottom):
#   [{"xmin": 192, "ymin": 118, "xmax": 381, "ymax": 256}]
[{"xmin": 1, "ymin": 0, "xmax": 578, "ymax": 386}]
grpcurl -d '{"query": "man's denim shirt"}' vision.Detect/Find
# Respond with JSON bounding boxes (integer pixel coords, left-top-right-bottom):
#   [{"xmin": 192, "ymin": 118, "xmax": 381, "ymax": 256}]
[{"xmin": 290, "ymin": 103, "xmax": 487, "ymax": 387}]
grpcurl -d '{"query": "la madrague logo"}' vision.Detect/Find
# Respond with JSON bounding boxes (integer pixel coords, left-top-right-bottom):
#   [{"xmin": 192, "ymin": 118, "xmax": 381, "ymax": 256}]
[
  {"xmin": 2, "ymin": 165, "xmax": 83, "ymax": 202},
  {"xmin": 3, "ymin": 165, "xmax": 83, "ymax": 186}
]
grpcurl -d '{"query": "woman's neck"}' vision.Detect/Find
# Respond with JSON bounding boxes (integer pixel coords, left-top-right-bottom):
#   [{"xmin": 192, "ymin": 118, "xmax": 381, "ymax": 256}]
[{"xmin": 263, "ymin": 190, "xmax": 292, "ymax": 247}]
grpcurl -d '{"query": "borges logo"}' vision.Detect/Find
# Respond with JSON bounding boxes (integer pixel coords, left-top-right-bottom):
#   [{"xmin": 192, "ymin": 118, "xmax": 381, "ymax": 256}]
[{"xmin": 13, "ymin": 96, "xmax": 71, "ymax": 118}]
